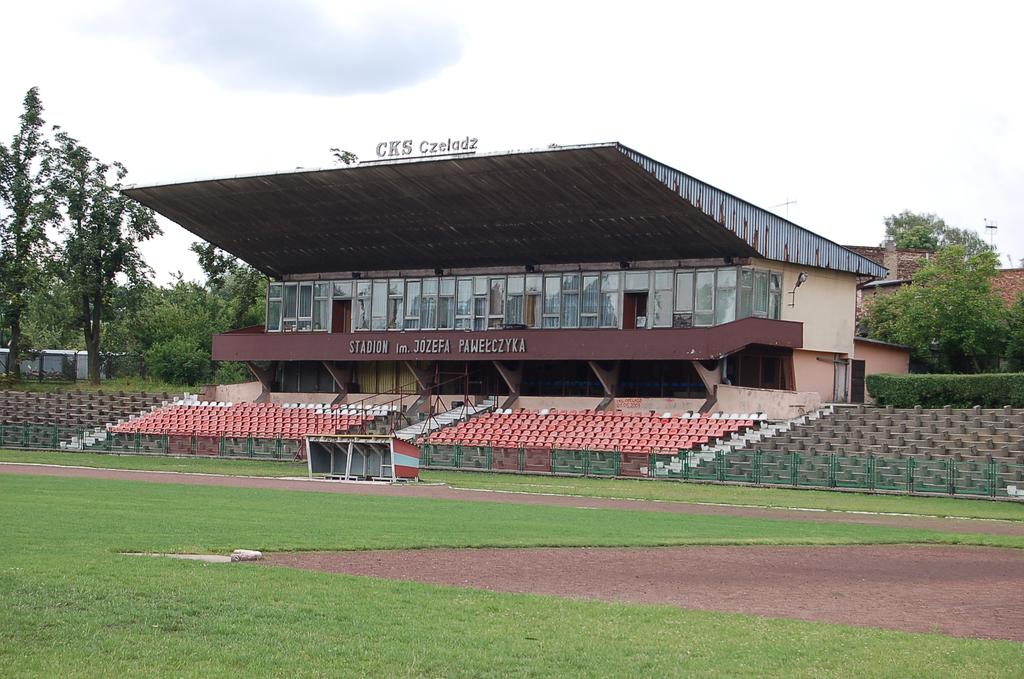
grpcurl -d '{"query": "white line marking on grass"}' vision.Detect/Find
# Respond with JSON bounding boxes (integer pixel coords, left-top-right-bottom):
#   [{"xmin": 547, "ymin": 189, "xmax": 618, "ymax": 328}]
[
  {"xmin": 0, "ymin": 460, "xmax": 298, "ymax": 480},
  {"xmin": 446, "ymin": 485, "xmax": 1022, "ymax": 524},
  {"xmin": 123, "ymin": 552, "xmax": 232, "ymax": 563},
  {"xmin": 3, "ymin": 461, "xmax": 1019, "ymax": 525}
]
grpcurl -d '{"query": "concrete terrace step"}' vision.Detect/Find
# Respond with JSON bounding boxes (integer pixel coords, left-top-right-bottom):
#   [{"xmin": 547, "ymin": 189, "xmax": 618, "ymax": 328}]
[{"xmin": 394, "ymin": 399, "xmax": 496, "ymax": 442}]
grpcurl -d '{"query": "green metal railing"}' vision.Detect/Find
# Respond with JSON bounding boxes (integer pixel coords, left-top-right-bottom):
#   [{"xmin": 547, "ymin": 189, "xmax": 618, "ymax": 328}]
[
  {"xmin": 419, "ymin": 443, "xmax": 1024, "ymax": 500},
  {"xmin": 0, "ymin": 423, "xmax": 299, "ymax": 460}
]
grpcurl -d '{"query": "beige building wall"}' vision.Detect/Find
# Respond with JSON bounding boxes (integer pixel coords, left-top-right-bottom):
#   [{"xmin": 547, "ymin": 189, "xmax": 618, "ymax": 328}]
[
  {"xmin": 792, "ymin": 349, "xmax": 840, "ymax": 401},
  {"xmin": 268, "ymin": 392, "xmax": 336, "ymax": 405},
  {"xmin": 203, "ymin": 381, "xmax": 263, "ymax": 403},
  {"xmin": 853, "ymin": 339, "xmax": 910, "ymax": 376},
  {"xmin": 769, "ymin": 260, "xmax": 858, "ymax": 356},
  {"xmin": 853, "ymin": 338, "xmax": 910, "ymax": 402},
  {"xmin": 714, "ymin": 385, "xmax": 821, "ymax": 419}
]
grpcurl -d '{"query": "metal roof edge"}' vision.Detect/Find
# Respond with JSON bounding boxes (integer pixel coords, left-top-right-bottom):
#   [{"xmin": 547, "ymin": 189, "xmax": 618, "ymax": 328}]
[
  {"xmin": 613, "ymin": 143, "xmax": 888, "ymax": 278},
  {"xmin": 124, "ymin": 141, "xmax": 623, "ymax": 193},
  {"xmin": 854, "ymin": 336, "xmax": 912, "ymax": 351}
]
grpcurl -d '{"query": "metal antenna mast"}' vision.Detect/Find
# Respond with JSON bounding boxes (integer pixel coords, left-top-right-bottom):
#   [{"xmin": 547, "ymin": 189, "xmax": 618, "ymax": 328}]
[
  {"xmin": 771, "ymin": 199, "xmax": 798, "ymax": 220},
  {"xmin": 984, "ymin": 218, "xmax": 998, "ymax": 249}
]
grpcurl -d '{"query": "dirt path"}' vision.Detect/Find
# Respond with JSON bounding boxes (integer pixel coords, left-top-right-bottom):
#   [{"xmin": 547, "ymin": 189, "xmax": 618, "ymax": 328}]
[
  {"xmin": 3, "ymin": 462, "xmax": 1024, "ymax": 537},
  {"xmin": 268, "ymin": 545, "xmax": 1024, "ymax": 641}
]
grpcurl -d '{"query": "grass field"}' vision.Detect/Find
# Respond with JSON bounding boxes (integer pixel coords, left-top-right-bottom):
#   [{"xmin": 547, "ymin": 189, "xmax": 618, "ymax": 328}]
[
  {"xmin": 1, "ymin": 472, "xmax": 1023, "ymax": 677},
  {"xmin": 0, "ymin": 376, "xmax": 198, "ymax": 395},
  {"xmin": 4, "ymin": 448, "xmax": 1024, "ymax": 522}
]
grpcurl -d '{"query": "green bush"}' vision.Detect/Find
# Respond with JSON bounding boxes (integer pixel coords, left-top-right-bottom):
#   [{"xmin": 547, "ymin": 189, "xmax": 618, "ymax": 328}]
[
  {"xmin": 866, "ymin": 372, "xmax": 1024, "ymax": 408},
  {"xmin": 145, "ymin": 337, "xmax": 211, "ymax": 386}
]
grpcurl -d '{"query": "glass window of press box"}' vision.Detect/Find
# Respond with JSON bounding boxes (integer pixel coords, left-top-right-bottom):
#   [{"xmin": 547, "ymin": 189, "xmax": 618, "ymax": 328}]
[{"xmin": 266, "ymin": 266, "xmax": 784, "ymax": 333}]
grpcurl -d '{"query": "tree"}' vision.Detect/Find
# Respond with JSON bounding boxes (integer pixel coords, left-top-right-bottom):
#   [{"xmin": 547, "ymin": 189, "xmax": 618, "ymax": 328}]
[
  {"xmin": 190, "ymin": 241, "xmax": 237, "ymax": 288},
  {"xmin": 863, "ymin": 246, "xmax": 1006, "ymax": 372},
  {"xmin": 883, "ymin": 210, "xmax": 991, "ymax": 256},
  {"xmin": 146, "ymin": 335, "xmax": 210, "ymax": 385},
  {"xmin": 137, "ymin": 278, "xmax": 221, "ymax": 385},
  {"xmin": 329, "ymin": 147, "xmax": 358, "ymax": 166},
  {"xmin": 189, "ymin": 242, "xmax": 265, "ymax": 384},
  {"xmin": 940, "ymin": 225, "xmax": 992, "ymax": 257},
  {"xmin": 48, "ymin": 130, "xmax": 160, "ymax": 384},
  {"xmin": 1006, "ymin": 293, "xmax": 1024, "ymax": 371},
  {"xmin": 21, "ymin": 277, "xmax": 80, "ymax": 350},
  {"xmin": 884, "ymin": 211, "xmax": 942, "ymax": 250},
  {"xmin": 190, "ymin": 241, "xmax": 266, "ymax": 330},
  {"xmin": 0, "ymin": 87, "xmax": 56, "ymax": 377}
]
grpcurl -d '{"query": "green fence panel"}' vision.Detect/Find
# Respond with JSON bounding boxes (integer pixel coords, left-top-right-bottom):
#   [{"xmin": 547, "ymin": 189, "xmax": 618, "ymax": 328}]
[
  {"xmin": 424, "ymin": 444, "xmax": 458, "ymax": 467},
  {"xmin": 950, "ymin": 458, "xmax": 990, "ymax": 496},
  {"xmin": 796, "ymin": 453, "xmax": 831, "ymax": 488},
  {"xmin": 489, "ymin": 446, "xmax": 520, "ymax": 471},
  {"xmin": 251, "ymin": 437, "xmax": 283, "ymax": 459},
  {"xmin": 96, "ymin": 432, "xmax": 132, "ymax": 453},
  {"xmin": 23, "ymin": 424, "xmax": 56, "ymax": 451},
  {"xmin": 5, "ymin": 424, "xmax": 27, "ymax": 449},
  {"xmin": 221, "ymin": 436, "xmax": 251, "ymax": 457},
  {"xmin": 721, "ymin": 451, "xmax": 756, "ymax": 483},
  {"xmin": 587, "ymin": 451, "xmax": 620, "ymax": 477},
  {"xmin": 615, "ymin": 451, "xmax": 646, "ymax": 478},
  {"xmin": 458, "ymin": 446, "xmax": 491, "ymax": 470},
  {"xmin": 834, "ymin": 454, "xmax": 872, "ymax": 490},
  {"xmin": 21, "ymin": 424, "xmax": 32, "ymax": 448},
  {"xmin": 36, "ymin": 426, "xmax": 48, "ymax": 449},
  {"xmin": 912, "ymin": 458, "xmax": 950, "ymax": 494},
  {"xmin": 686, "ymin": 454, "xmax": 718, "ymax": 481},
  {"xmin": 992, "ymin": 462, "xmax": 1024, "ymax": 499},
  {"xmin": 166, "ymin": 435, "xmax": 192, "ymax": 456},
  {"xmin": 551, "ymin": 449, "xmax": 587, "ymax": 475},
  {"xmin": 134, "ymin": 434, "xmax": 167, "ymax": 455},
  {"xmin": 648, "ymin": 454, "xmax": 686, "ymax": 479},
  {"xmin": 521, "ymin": 447, "xmax": 552, "ymax": 473},
  {"xmin": 871, "ymin": 456, "xmax": 908, "ymax": 491},
  {"xmin": 758, "ymin": 451, "xmax": 797, "ymax": 485},
  {"xmin": 280, "ymin": 439, "xmax": 303, "ymax": 459}
]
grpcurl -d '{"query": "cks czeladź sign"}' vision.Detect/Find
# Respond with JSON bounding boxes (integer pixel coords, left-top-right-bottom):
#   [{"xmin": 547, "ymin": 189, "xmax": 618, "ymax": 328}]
[{"xmin": 375, "ymin": 137, "xmax": 479, "ymax": 159}]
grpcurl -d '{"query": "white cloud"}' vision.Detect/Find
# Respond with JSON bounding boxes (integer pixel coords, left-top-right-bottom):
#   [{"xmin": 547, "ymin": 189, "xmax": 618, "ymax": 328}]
[
  {"xmin": 1, "ymin": 0, "xmax": 1022, "ymax": 284},
  {"xmin": 84, "ymin": 0, "xmax": 465, "ymax": 96}
]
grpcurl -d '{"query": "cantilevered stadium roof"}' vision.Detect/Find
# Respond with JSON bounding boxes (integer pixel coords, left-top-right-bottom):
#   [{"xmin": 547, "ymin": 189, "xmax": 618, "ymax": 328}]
[{"xmin": 125, "ymin": 143, "xmax": 887, "ymax": 279}]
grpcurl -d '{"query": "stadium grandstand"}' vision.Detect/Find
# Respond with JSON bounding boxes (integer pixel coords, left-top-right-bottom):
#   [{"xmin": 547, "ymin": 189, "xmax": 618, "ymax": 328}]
[
  {"xmin": 125, "ymin": 142, "xmax": 904, "ymax": 416},
  {"xmin": 106, "ymin": 141, "xmax": 1024, "ymax": 493}
]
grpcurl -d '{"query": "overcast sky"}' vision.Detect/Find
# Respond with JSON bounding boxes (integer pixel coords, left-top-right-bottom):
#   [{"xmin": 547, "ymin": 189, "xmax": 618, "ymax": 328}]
[{"xmin": 2, "ymin": 0, "xmax": 1021, "ymax": 284}]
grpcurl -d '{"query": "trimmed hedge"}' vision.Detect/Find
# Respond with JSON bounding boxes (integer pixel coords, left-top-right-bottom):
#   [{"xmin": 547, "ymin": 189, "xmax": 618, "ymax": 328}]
[{"xmin": 866, "ymin": 372, "xmax": 1024, "ymax": 408}]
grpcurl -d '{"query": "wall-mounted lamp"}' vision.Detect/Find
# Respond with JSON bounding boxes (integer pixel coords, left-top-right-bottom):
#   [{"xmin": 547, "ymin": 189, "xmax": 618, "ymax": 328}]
[
  {"xmin": 788, "ymin": 271, "xmax": 808, "ymax": 307},
  {"xmin": 434, "ymin": 268, "xmax": 445, "ymax": 276},
  {"xmin": 525, "ymin": 264, "xmax": 536, "ymax": 273},
  {"xmin": 351, "ymin": 271, "xmax": 362, "ymax": 279},
  {"xmin": 619, "ymin": 261, "xmax": 631, "ymax": 270}
]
